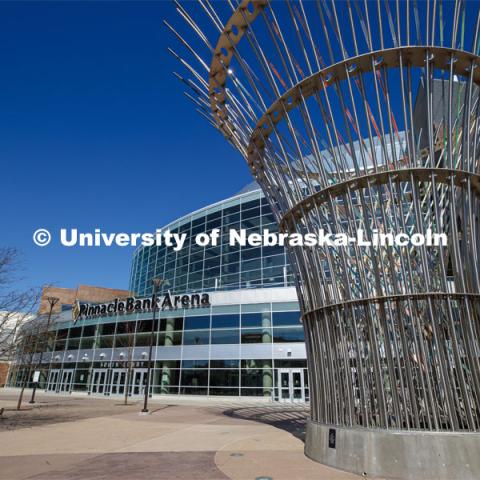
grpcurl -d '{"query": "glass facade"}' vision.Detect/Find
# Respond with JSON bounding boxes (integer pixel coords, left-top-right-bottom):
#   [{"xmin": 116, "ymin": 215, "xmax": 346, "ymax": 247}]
[
  {"xmin": 8, "ymin": 184, "xmax": 307, "ymax": 401},
  {"xmin": 130, "ymin": 186, "xmax": 295, "ymax": 296},
  {"xmin": 8, "ymin": 302, "xmax": 306, "ymax": 399}
]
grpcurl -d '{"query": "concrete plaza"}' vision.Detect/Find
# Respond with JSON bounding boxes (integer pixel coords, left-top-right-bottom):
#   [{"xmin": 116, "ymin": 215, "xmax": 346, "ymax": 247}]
[{"xmin": 0, "ymin": 389, "xmax": 361, "ymax": 480}]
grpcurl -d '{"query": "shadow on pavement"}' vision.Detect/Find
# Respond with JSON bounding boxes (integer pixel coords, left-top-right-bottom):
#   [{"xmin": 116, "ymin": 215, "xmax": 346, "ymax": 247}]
[{"xmin": 222, "ymin": 404, "xmax": 310, "ymax": 442}]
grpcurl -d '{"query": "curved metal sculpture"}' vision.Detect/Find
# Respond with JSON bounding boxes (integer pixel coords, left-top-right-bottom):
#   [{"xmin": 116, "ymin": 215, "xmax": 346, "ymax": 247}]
[{"xmin": 169, "ymin": 1, "xmax": 480, "ymax": 477}]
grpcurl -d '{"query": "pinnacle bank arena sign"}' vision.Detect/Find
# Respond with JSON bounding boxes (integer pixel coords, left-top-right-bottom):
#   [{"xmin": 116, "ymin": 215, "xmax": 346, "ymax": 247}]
[{"xmin": 73, "ymin": 292, "xmax": 211, "ymax": 322}]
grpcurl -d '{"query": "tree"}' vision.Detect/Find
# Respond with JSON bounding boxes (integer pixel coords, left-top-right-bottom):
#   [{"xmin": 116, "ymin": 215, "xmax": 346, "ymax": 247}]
[
  {"xmin": 14, "ymin": 314, "xmax": 46, "ymax": 410},
  {"xmin": 0, "ymin": 248, "xmax": 38, "ymax": 361}
]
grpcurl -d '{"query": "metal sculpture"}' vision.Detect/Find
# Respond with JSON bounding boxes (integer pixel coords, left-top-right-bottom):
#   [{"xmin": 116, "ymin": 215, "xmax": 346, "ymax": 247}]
[{"xmin": 168, "ymin": 1, "xmax": 480, "ymax": 477}]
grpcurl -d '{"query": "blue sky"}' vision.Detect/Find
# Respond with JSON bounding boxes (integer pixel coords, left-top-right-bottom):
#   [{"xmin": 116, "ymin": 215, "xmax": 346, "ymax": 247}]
[{"xmin": 0, "ymin": 2, "xmax": 252, "ymax": 292}]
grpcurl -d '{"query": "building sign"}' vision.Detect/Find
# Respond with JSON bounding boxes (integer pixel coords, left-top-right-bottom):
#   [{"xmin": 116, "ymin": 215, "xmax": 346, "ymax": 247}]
[{"xmin": 72, "ymin": 292, "xmax": 211, "ymax": 322}]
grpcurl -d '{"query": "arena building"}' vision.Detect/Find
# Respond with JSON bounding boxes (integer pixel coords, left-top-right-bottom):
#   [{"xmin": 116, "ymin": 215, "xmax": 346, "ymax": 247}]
[{"xmin": 7, "ymin": 183, "xmax": 308, "ymax": 401}]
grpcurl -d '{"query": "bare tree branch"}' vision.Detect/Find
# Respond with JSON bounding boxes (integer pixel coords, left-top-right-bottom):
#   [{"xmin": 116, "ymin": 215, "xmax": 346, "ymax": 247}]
[{"xmin": 0, "ymin": 247, "xmax": 40, "ymax": 360}]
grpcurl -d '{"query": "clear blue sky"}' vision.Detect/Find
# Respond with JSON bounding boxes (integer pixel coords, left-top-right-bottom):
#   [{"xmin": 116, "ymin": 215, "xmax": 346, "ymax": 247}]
[{"xmin": 0, "ymin": 2, "xmax": 252, "ymax": 293}]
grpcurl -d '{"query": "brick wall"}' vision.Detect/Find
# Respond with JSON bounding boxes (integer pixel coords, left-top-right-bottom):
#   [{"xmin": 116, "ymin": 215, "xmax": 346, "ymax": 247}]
[
  {"xmin": 0, "ymin": 362, "xmax": 10, "ymax": 387},
  {"xmin": 38, "ymin": 285, "xmax": 131, "ymax": 314}
]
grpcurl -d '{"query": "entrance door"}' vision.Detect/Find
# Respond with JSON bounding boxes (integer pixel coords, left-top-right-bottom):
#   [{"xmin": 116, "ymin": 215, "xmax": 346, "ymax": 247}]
[
  {"xmin": 277, "ymin": 369, "xmax": 305, "ymax": 402},
  {"xmin": 90, "ymin": 369, "xmax": 108, "ymax": 395},
  {"xmin": 47, "ymin": 369, "xmax": 60, "ymax": 392},
  {"xmin": 59, "ymin": 369, "xmax": 74, "ymax": 393},
  {"xmin": 129, "ymin": 368, "xmax": 148, "ymax": 396},
  {"xmin": 110, "ymin": 368, "xmax": 127, "ymax": 395}
]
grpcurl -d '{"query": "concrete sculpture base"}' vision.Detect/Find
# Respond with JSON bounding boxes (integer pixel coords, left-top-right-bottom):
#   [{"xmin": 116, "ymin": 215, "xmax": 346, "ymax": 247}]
[{"xmin": 305, "ymin": 421, "xmax": 480, "ymax": 480}]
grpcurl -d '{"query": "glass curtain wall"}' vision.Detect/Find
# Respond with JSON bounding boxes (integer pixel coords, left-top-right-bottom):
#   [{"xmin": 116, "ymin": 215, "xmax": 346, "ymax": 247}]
[
  {"xmin": 8, "ymin": 305, "xmax": 306, "ymax": 398},
  {"xmin": 130, "ymin": 189, "xmax": 294, "ymax": 296}
]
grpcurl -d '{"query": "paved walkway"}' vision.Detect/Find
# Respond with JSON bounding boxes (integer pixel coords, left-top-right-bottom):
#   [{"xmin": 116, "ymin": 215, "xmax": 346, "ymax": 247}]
[{"xmin": 0, "ymin": 390, "xmax": 361, "ymax": 480}]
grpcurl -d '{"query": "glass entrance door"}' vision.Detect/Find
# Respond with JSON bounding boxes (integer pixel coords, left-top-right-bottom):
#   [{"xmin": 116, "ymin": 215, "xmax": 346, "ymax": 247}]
[
  {"xmin": 129, "ymin": 368, "xmax": 147, "ymax": 396},
  {"xmin": 59, "ymin": 369, "xmax": 74, "ymax": 393},
  {"xmin": 90, "ymin": 368, "xmax": 108, "ymax": 395},
  {"xmin": 46, "ymin": 369, "xmax": 60, "ymax": 392},
  {"xmin": 110, "ymin": 368, "xmax": 127, "ymax": 395},
  {"xmin": 277, "ymin": 368, "xmax": 305, "ymax": 402}
]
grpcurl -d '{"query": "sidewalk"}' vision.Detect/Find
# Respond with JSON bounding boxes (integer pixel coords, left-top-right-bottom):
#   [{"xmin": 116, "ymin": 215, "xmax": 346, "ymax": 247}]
[{"xmin": 0, "ymin": 389, "xmax": 361, "ymax": 480}]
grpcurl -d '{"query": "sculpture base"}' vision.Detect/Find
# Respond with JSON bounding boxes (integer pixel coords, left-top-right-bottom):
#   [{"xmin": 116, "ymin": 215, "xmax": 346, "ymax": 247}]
[{"xmin": 305, "ymin": 420, "xmax": 480, "ymax": 479}]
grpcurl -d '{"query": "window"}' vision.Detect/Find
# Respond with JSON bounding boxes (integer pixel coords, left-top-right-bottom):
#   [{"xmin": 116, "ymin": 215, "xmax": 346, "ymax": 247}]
[
  {"xmin": 241, "ymin": 328, "xmax": 270, "ymax": 343},
  {"xmin": 272, "ymin": 327, "xmax": 304, "ymax": 342},
  {"xmin": 69, "ymin": 327, "xmax": 82, "ymax": 338},
  {"xmin": 99, "ymin": 336, "xmax": 114, "ymax": 348},
  {"xmin": 182, "ymin": 359, "xmax": 208, "ymax": 368},
  {"xmin": 116, "ymin": 321, "xmax": 137, "ymax": 334},
  {"xmin": 272, "ymin": 311, "xmax": 301, "ymax": 326},
  {"xmin": 114, "ymin": 334, "xmax": 133, "ymax": 348},
  {"xmin": 184, "ymin": 316, "xmax": 210, "ymax": 330},
  {"xmin": 66, "ymin": 339, "xmax": 80, "ymax": 350},
  {"xmin": 158, "ymin": 331, "xmax": 182, "ymax": 346},
  {"xmin": 241, "ymin": 359, "xmax": 272, "ymax": 369},
  {"xmin": 241, "ymin": 388, "xmax": 271, "ymax": 396},
  {"xmin": 274, "ymin": 359, "xmax": 307, "ymax": 368},
  {"xmin": 242, "ymin": 313, "xmax": 270, "ymax": 328},
  {"xmin": 241, "ymin": 247, "xmax": 261, "ymax": 260},
  {"xmin": 211, "ymin": 329, "xmax": 239, "ymax": 344},
  {"xmin": 210, "ymin": 387, "xmax": 240, "ymax": 395},
  {"xmin": 210, "ymin": 359, "xmax": 239, "ymax": 368},
  {"xmin": 241, "ymin": 200, "xmax": 259, "ymax": 210},
  {"xmin": 56, "ymin": 329, "xmax": 68, "ymax": 340},
  {"xmin": 165, "ymin": 317, "xmax": 183, "ymax": 331},
  {"xmin": 80, "ymin": 337, "xmax": 95, "ymax": 349},
  {"xmin": 241, "ymin": 369, "xmax": 268, "ymax": 387},
  {"xmin": 183, "ymin": 330, "xmax": 209, "ymax": 345},
  {"xmin": 137, "ymin": 319, "xmax": 159, "ymax": 333},
  {"xmin": 99, "ymin": 323, "xmax": 116, "ymax": 335},
  {"xmin": 180, "ymin": 387, "xmax": 207, "ymax": 395},
  {"xmin": 211, "ymin": 314, "xmax": 239, "ymax": 329},
  {"xmin": 181, "ymin": 369, "xmax": 208, "ymax": 386},
  {"xmin": 241, "ymin": 206, "xmax": 260, "ymax": 219},
  {"xmin": 209, "ymin": 369, "xmax": 239, "ymax": 387}
]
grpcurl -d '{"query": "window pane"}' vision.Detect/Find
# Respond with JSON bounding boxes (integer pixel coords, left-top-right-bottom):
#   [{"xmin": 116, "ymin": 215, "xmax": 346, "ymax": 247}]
[
  {"xmin": 157, "ymin": 331, "xmax": 182, "ymax": 346},
  {"xmin": 183, "ymin": 330, "xmax": 209, "ymax": 345},
  {"xmin": 99, "ymin": 336, "xmax": 114, "ymax": 348},
  {"xmin": 211, "ymin": 329, "xmax": 239, "ymax": 344},
  {"xmin": 69, "ymin": 327, "xmax": 82, "ymax": 338},
  {"xmin": 116, "ymin": 321, "xmax": 137, "ymax": 334},
  {"xmin": 184, "ymin": 316, "xmax": 210, "ymax": 330},
  {"xmin": 82, "ymin": 325, "xmax": 96, "ymax": 337},
  {"xmin": 241, "ymin": 369, "xmax": 269, "ymax": 387},
  {"xmin": 209, "ymin": 369, "xmax": 239, "ymax": 387},
  {"xmin": 180, "ymin": 387, "xmax": 207, "ymax": 395},
  {"xmin": 241, "ymin": 359, "xmax": 272, "ymax": 369},
  {"xmin": 272, "ymin": 327, "xmax": 304, "ymax": 342},
  {"xmin": 272, "ymin": 311, "xmax": 301, "ymax": 326},
  {"xmin": 181, "ymin": 369, "xmax": 208, "ymax": 386},
  {"xmin": 209, "ymin": 387, "xmax": 239, "ymax": 396},
  {"xmin": 210, "ymin": 359, "xmax": 239, "ymax": 368},
  {"xmin": 211, "ymin": 314, "xmax": 240, "ymax": 329},
  {"xmin": 182, "ymin": 359, "xmax": 208, "ymax": 368},
  {"xmin": 241, "ymin": 388, "xmax": 272, "ymax": 396},
  {"xmin": 135, "ymin": 333, "xmax": 151, "ymax": 347},
  {"xmin": 241, "ymin": 313, "xmax": 270, "ymax": 328},
  {"xmin": 241, "ymin": 328, "xmax": 271, "ymax": 344}
]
